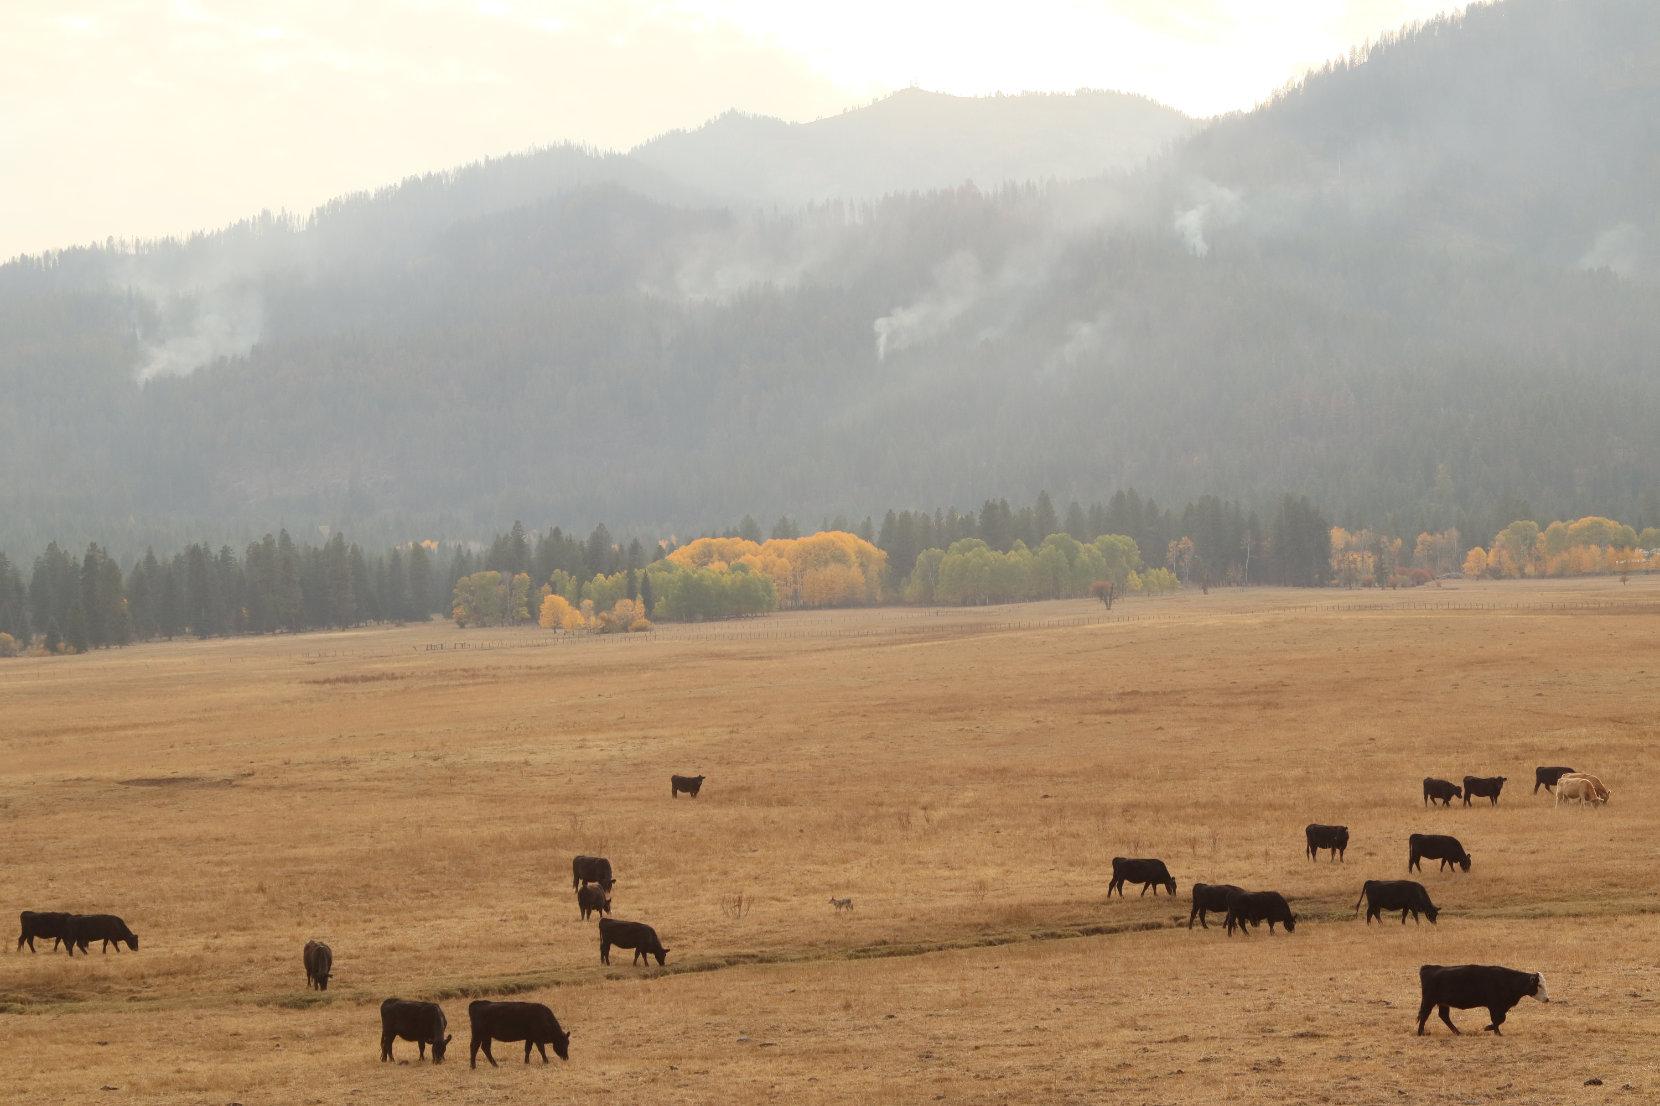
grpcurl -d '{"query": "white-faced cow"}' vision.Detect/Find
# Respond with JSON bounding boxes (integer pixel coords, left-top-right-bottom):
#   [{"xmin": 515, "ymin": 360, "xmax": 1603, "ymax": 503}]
[
  {"xmin": 380, "ymin": 998, "xmax": 451, "ymax": 1062},
  {"xmin": 468, "ymin": 1000, "xmax": 570, "ymax": 1068},
  {"xmin": 1108, "ymin": 857, "xmax": 1176, "ymax": 897},
  {"xmin": 1416, "ymin": 964, "xmax": 1547, "ymax": 1035},
  {"xmin": 1305, "ymin": 824, "xmax": 1349, "ymax": 862},
  {"xmin": 1188, "ymin": 883, "xmax": 1245, "ymax": 929},
  {"xmin": 303, "ymin": 939, "xmax": 333, "ymax": 990},
  {"xmin": 1423, "ymin": 778, "xmax": 1462, "ymax": 807},
  {"xmin": 1408, "ymin": 833, "xmax": 1470, "ymax": 873},
  {"xmin": 1355, "ymin": 880, "xmax": 1439, "ymax": 925},
  {"xmin": 1462, "ymin": 776, "xmax": 1506, "ymax": 806}
]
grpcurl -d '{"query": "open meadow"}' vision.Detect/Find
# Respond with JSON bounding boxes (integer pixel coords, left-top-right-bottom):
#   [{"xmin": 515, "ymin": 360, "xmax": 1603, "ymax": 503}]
[{"xmin": 5, "ymin": 577, "xmax": 1660, "ymax": 1104}]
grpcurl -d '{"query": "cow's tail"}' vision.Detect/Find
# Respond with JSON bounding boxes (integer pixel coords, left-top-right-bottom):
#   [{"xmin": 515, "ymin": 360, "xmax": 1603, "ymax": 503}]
[{"xmin": 1353, "ymin": 885, "xmax": 1369, "ymax": 915}]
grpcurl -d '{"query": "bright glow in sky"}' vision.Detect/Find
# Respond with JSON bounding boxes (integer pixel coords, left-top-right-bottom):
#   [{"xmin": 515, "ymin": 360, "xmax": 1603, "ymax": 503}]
[{"xmin": 0, "ymin": 1, "xmax": 1473, "ymax": 259}]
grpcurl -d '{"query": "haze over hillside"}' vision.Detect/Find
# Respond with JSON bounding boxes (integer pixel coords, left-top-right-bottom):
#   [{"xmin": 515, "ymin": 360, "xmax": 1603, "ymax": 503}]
[{"xmin": 3, "ymin": 0, "xmax": 1658, "ymax": 557}]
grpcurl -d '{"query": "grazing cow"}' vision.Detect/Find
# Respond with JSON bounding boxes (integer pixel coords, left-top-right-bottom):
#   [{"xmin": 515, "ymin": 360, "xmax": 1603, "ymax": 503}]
[
  {"xmin": 1561, "ymin": 772, "xmax": 1610, "ymax": 803},
  {"xmin": 64, "ymin": 914, "xmax": 138, "ymax": 956},
  {"xmin": 829, "ymin": 897, "xmax": 854, "ymax": 912},
  {"xmin": 571, "ymin": 855, "xmax": 615, "ymax": 892},
  {"xmin": 1534, "ymin": 766, "xmax": 1576, "ymax": 794},
  {"xmin": 1108, "ymin": 857, "xmax": 1177, "ymax": 897},
  {"xmin": 671, "ymin": 774, "xmax": 705, "ymax": 799},
  {"xmin": 468, "ymin": 1000, "xmax": 570, "ymax": 1068},
  {"xmin": 1555, "ymin": 776, "xmax": 1608, "ymax": 807},
  {"xmin": 1187, "ymin": 883, "xmax": 1245, "ymax": 930},
  {"xmin": 1223, "ymin": 891, "xmax": 1296, "ymax": 936},
  {"xmin": 1422, "ymin": 778, "xmax": 1462, "ymax": 807},
  {"xmin": 599, "ymin": 917, "xmax": 669, "ymax": 966},
  {"xmin": 1408, "ymin": 833, "xmax": 1471, "ymax": 873},
  {"xmin": 1416, "ymin": 964, "xmax": 1548, "ymax": 1035},
  {"xmin": 17, "ymin": 911, "xmax": 73, "ymax": 953},
  {"xmin": 577, "ymin": 884, "xmax": 611, "ymax": 921},
  {"xmin": 1354, "ymin": 880, "xmax": 1439, "ymax": 925},
  {"xmin": 1305, "ymin": 824, "xmax": 1349, "ymax": 862},
  {"xmin": 303, "ymin": 940, "xmax": 333, "ymax": 990},
  {"xmin": 380, "ymin": 998, "xmax": 451, "ymax": 1062},
  {"xmin": 1462, "ymin": 776, "xmax": 1506, "ymax": 807}
]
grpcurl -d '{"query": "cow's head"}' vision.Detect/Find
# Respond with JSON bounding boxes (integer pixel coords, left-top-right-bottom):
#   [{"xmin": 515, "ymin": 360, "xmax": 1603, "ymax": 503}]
[
  {"xmin": 431, "ymin": 1033, "xmax": 453, "ymax": 1063},
  {"xmin": 1457, "ymin": 854, "xmax": 1471, "ymax": 872},
  {"xmin": 1532, "ymin": 973, "xmax": 1549, "ymax": 1002},
  {"xmin": 1283, "ymin": 913, "xmax": 1297, "ymax": 933},
  {"xmin": 544, "ymin": 1018, "xmax": 571, "ymax": 1061},
  {"xmin": 316, "ymin": 969, "xmax": 329, "ymax": 990},
  {"xmin": 1451, "ymin": 786, "xmax": 1463, "ymax": 799},
  {"xmin": 1164, "ymin": 878, "xmax": 1178, "ymax": 896},
  {"xmin": 652, "ymin": 946, "xmax": 669, "ymax": 966},
  {"xmin": 1423, "ymin": 903, "xmax": 1440, "ymax": 924},
  {"xmin": 601, "ymin": 879, "xmax": 617, "ymax": 893},
  {"xmin": 126, "ymin": 933, "xmax": 139, "ymax": 952}
]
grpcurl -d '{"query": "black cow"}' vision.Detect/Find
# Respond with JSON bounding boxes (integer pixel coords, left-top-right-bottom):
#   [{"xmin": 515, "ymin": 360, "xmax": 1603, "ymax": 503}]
[
  {"xmin": 671, "ymin": 774, "xmax": 705, "ymax": 799},
  {"xmin": 599, "ymin": 917, "xmax": 669, "ymax": 966},
  {"xmin": 1305, "ymin": 824, "xmax": 1349, "ymax": 862},
  {"xmin": 577, "ymin": 884, "xmax": 611, "ymax": 921},
  {"xmin": 468, "ymin": 1000, "xmax": 570, "ymax": 1068},
  {"xmin": 17, "ymin": 911, "xmax": 73, "ymax": 953},
  {"xmin": 1108, "ymin": 857, "xmax": 1177, "ymax": 897},
  {"xmin": 1423, "ymin": 778, "xmax": 1462, "ymax": 807},
  {"xmin": 381, "ymin": 998, "xmax": 451, "ymax": 1062},
  {"xmin": 1223, "ymin": 891, "xmax": 1296, "ymax": 936},
  {"xmin": 1354, "ymin": 880, "xmax": 1439, "ymax": 925},
  {"xmin": 1462, "ymin": 776, "xmax": 1506, "ymax": 807},
  {"xmin": 1416, "ymin": 964, "xmax": 1548, "ymax": 1035},
  {"xmin": 571, "ymin": 855, "xmax": 615, "ymax": 892},
  {"xmin": 304, "ymin": 939, "xmax": 333, "ymax": 990},
  {"xmin": 1188, "ymin": 883, "xmax": 1245, "ymax": 929},
  {"xmin": 1409, "ymin": 833, "xmax": 1471, "ymax": 873},
  {"xmin": 1534, "ymin": 766, "xmax": 1575, "ymax": 794},
  {"xmin": 65, "ymin": 914, "xmax": 138, "ymax": 956}
]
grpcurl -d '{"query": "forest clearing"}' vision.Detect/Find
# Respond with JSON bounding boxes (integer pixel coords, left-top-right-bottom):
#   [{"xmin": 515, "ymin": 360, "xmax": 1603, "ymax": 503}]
[{"xmin": 5, "ymin": 577, "xmax": 1658, "ymax": 1104}]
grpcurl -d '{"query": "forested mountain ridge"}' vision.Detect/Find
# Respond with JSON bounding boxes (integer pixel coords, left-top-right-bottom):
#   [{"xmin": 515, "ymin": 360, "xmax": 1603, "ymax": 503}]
[
  {"xmin": 3, "ymin": 0, "xmax": 1659, "ymax": 560},
  {"xmin": 631, "ymin": 88, "xmax": 1194, "ymax": 204}
]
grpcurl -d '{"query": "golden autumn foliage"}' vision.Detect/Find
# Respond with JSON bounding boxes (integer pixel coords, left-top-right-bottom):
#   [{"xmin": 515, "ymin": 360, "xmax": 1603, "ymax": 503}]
[
  {"xmin": 538, "ymin": 593, "xmax": 588, "ymax": 632},
  {"xmin": 1470, "ymin": 516, "xmax": 1653, "ymax": 579},
  {"xmin": 668, "ymin": 531, "xmax": 885, "ymax": 609}
]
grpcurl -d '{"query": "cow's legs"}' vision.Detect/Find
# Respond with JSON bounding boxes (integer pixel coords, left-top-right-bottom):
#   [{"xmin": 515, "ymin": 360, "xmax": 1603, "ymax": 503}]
[
  {"xmin": 1400, "ymin": 909, "xmax": 1409, "ymax": 925},
  {"xmin": 536, "ymin": 1041, "xmax": 549, "ymax": 1063},
  {"xmin": 1416, "ymin": 998, "xmax": 1434, "ymax": 1034},
  {"xmin": 482, "ymin": 1040, "xmax": 497, "ymax": 1067},
  {"xmin": 1483, "ymin": 1008, "xmax": 1506, "ymax": 1034},
  {"xmin": 1437, "ymin": 1005, "xmax": 1460, "ymax": 1034},
  {"xmin": 381, "ymin": 1033, "xmax": 393, "ymax": 1061},
  {"xmin": 600, "ymin": 940, "xmax": 610, "ymax": 965}
]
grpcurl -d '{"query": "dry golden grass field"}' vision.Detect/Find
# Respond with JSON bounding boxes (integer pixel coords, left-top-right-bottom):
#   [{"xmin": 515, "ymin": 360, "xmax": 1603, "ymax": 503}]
[{"xmin": 5, "ymin": 577, "xmax": 1660, "ymax": 1104}]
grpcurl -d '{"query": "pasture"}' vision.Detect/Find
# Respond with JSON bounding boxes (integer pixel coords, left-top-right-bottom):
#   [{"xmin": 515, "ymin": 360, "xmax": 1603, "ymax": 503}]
[{"xmin": 4, "ymin": 577, "xmax": 1659, "ymax": 1104}]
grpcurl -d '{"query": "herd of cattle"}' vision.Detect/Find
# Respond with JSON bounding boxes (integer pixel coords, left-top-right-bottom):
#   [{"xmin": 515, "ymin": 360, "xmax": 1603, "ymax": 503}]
[{"xmin": 15, "ymin": 763, "xmax": 1608, "ymax": 1056}]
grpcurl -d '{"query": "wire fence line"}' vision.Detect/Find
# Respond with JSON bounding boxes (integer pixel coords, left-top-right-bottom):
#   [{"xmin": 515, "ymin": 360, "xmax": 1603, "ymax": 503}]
[{"xmin": 294, "ymin": 597, "xmax": 1660, "ymax": 660}]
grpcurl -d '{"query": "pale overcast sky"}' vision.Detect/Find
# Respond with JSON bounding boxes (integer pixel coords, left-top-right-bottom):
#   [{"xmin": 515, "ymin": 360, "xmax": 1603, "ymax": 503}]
[{"xmin": 1, "ymin": 1, "xmax": 1473, "ymax": 260}]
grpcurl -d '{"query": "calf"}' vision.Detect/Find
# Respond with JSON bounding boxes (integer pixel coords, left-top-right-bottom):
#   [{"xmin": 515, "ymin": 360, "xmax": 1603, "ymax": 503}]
[
  {"xmin": 1408, "ymin": 833, "xmax": 1471, "ymax": 873},
  {"xmin": 468, "ymin": 1000, "xmax": 570, "ymax": 1068},
  {"xmin": 1555, "ymin": 776, "xmax": 1607, "ymax": 807},
  {"xmin": 1224, "ymin": 891, "xmax": 1296, "ymax": 936},
  {"xmin": 1108, "ymin": 857, "xmax": 1177, "ymax": 897},
  {"xmin": 571, "ymin": 855, "xmax": 615, "ymax": 892},
  {"xmin": 671, "ymin": 774, "xmax": 705, "ymax": 799},
  {"xmin": 1533, "ymin": 766, "xmax": 1575, "ymax": 794},
  {"xmin": 577, "ymin": 884, "xmax": 611, "ymax": 921},
  {"xmin": 380, "ymin": 998, "xmax": 451, "ymax": 1062},
  {"xmin": 1187, "ymin": 883, "xmax": 1245, "ymax": 930},
  {"xmin": 599, "ymin": 917, "xmax": 669, "ymax": 966},
  {"xmin": 1354, "ymin": 880, "xmax": 1439, "ymax": 925},
  {"xmin": 1462, "ymin": 776, "xmax": 1506, "ymax": 807},
  {"xmin": 1305, "ymin": 824, "xmax": 1349, "ymax": 862},
  {"xmin": 304, "ymin": 940, "xmax": 333, "ymax": 990},
  {"xmin": 1416, "ymin": 964, "xmax": 1547, "ymax": 1035},
  {"xmin": 829, "ymin": 898, "xmax": 854, "ymax": 912},
  {"xmin": 65, "ymin": 914, "xmax": 138, "ymax": 956},
  {"xmin": 1422, "ymin": 778, "xmax": 1461, "ymax": 807},
  {"xmin": 17, "ymin": 910, "xmax": 73, "ymax": 953}
]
